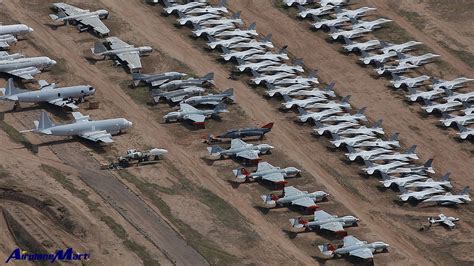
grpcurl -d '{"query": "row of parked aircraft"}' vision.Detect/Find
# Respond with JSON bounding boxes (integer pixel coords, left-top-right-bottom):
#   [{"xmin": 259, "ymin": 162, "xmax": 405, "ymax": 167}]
[
  {"xmin": 154, "ymin": 0, "xmax": 392, "ymax": 261},
  {"xmin": 286, "ymin": 0, "xmax": 473, "ymax": 140}
]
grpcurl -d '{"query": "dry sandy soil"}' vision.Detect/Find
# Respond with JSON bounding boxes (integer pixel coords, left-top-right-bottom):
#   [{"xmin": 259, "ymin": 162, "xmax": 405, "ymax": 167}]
[{"xmin": 0, "ymin": 0, "xmax": 472, "ymax": 265}]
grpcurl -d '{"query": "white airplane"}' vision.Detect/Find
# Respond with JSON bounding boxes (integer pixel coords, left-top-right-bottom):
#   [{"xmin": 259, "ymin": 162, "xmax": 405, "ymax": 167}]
[
  {"xmin": 343, "ymin": 38, "xmax": 381, "ymax": 53},
  {"xmin": 335, "ymin": 7, "xmax": 377, "ymax": 19},
  {"xmin": 0, "ymin": 23, "xmax": 34, "ymax": 48},
  {"xmin": 284, "ymin": 0, "xmax": 314, "ymax": 6},
  {"xmin": 428, "ymin": 214, "xmax": 459, "ymax": 229},
  {"xmin": 281, "ymin": 95, "xmax": 327, "ymax": 109},
  {"xmin": 363, "ymin": 160, "xmax": 409, "ymax": 175},
  {"xmin": 422, "ymin": 99, "xmax": 462, "ymax": 114},
  {"xmin": 288, "ymin": 82, "xmax": 336, "ymax": 98},
  {"xmin": 320, "ymin": 107, "xmax": 368, "ymax": 123},
  {"xmin": 387, "ymin": 160, "xmax": 435, "ymax": 175},
  {"xmin": 184, "ymin": 0, "xmax": 228, "ymax": 15},
  {"xmin": 49, "ymin": 3, "xmax": 110, "ymax": 36},
  {"xmin": 422, "ymin": 187, "xmax": 471, "ymax": 206},
  {"xmin": 331, "ymin": 133, "xmax": 376, "ymax": 148},
  {"xmin": 214, "ymin": 23, "xmax": 258, "ymax": 38},
  {"xmin": 273, "ymin": 72, "xmax": 319, "ymax": 86},
  {"xmin": 320, "ymin": 0, "xmax": 349, "ymax": 7},
  {"xmin": 163, "ymin": 0, "xmax": 207, "ymax": 15},
  {"xmin": 399, "ymin": 187, "xmax": 445, "ymax": 202},
  {"xmin": 199, "ymin": 16, "xmax": 244, "ymax": 27},
  {"xmin": 251, "ymin": 71, "xmax": 296, "ymax": 85},
  {"xmin": 380, "ymin": 41, "xmax": 423, "ymax": 54},
  {"xmin": 305, "ymin": 96, "xmax": 352, "ymax": 111},
  {"xmin": 390, "ymin": 73, "xmax": 431, "ymax": 88},
  {"xmin": 221, "ymin": 47, "xmax": 264, "ymax": 61},
  {"xmin": 354, "ymin": 133, "xmax": 400, "ymax": 149},
  {"xmin": 406, "ymin": 87, "xmax": 444, "ymax": 102},
  {"xmin": 339, "ymin": 120, "xmax": 384, "ymax": 136},
  {"xmin": 369, "ymin": 145, "xmax": 418, "ymax": 162},
  {"xmin": 396, "ymin": 53, "xmax": 440, "ymax": 66},
  {"xmin": 266, "ymin": 83, "xmax": 312, "ymax": 97},
  {"xmin": 462, "ymin": 102, "xmax": 473, "ymax": 115},
  {"xmin": 177, "ymin": 11, "xmax": 221, "ymax": 26},
  {"xmin": 312, "ymin": 16, "xmax": 350, "ymax": 30},
  {"xmin": 345, "ymin": 146, "xmax": 393, "ymax": 161},
  {"xmin": 258, "ymin": 63, "xmax": 304, "ymax": 74},
  {"xmin": 457, "ymin": 124, "xmax": 473, "ymax": 140},
  {"xmin": 380, "ymin": 172, "xmax": 428, "ymax": 188},
  {"xmin": 375, "ymin": 62, "xmax": 419, "ymax": 75},
  {"xmin": 289, "ymin": 210, "xmax": 359, "ymax": 234},
  {"xmin": 319, "ymin": 235, "xmax": 389, "ymax": 260},
  {"xmin": 229, "ymin": 35, "xmax": 274, "ymax": 50},
  {"xmin": 360, "ymin": 50, "xmax": 397, "ymax": 65},
  {"xmin": 236, "ymin": 59, "xmax": 280, "ymax": 72},
  {"xmin": 432, "ymin": 77, "xmax": 474, "ymax": 90},
  {"xmin": 350, "ymin": 18, "xmax": 392, "ymax": 31},
  {"xmin": 443, "ymin": 89, "xmax": 474, "ymax": 103},
  {"xmin": 440, "ymin": 113, "xmax": 474, "ymax": 127},
  {"xmin": 261, "ymin": 186, "xmax": 329, "ymax": 210},
  {"xmin": 207, "ymin": 36, "xmax": 252, "ymax": 49},
  {"xmin": 192, "ymin": 23, "xmax": 236, "ymax": 37},
  {"xmin": 0, "ymin": 51, "xmax": 24, "ymax": 60},
  {"xmin": 232, "ymin": 161, "xmax": 300, "ymax": 184},
  {"xmin": 298, "ymin": 107, "xmax": 343, "ymax": 123},
  {"xmin": 244, "ymin": 50, "xmax": 289, "ymax": 62},
  {"xmin": 297, "ymin": 5, "xmax": 334, "ymax": 19},
  {"xmin": 314, "ymin": 121, "xmax": 358, "ymax": 136},
  {"xmin": 405, "ymin": 173, "xmax": 453, "ymax": 190},
  {"xmin": 0, "ymin": 56, "xmax": 57, "ymax": 80},
  {"xmin": 208, "ymin": 138, "xmax": 273, "ymax": 162},
  {"xmin": 329, "ymin": 27, "xmax": 372, "ymax": 40}
]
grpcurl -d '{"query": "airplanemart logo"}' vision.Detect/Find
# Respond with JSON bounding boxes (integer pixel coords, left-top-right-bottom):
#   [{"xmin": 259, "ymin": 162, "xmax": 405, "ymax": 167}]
[{"xmin": 5, "ymin": 248, "xmax": 90, "ymax": 263}]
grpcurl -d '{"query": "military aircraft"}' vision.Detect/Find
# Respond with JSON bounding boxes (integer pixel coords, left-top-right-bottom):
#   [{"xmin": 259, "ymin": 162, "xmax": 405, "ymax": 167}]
[
  {"xmin": 0, "ymin": 56, "xmax": 57, "ymax": 79},
  {"xmin": 338, "ymin": 120, "xmax": 384, "ymax": 136},
  {"xmin": 207, "ymin": 36, "xmax": 252, "ymax": 50},
  {"xmin": 396, "ymin": 52, "xmax": 440, "ymax": 66},
  {"xmin": 183, "ymin": 88, "xmax": 235, "ymax": 106},
  {"xmin": 49, "ymin": 3, "xmax": 110, "ymax": 36},
  {"xmin": 350, "ymin": 18, "xmax": 392, "ymax": 30},
  {"xmin": 319, "ymin": 235, "xmax": 389, "ymax": 259},
  {"xmin": 273, "ymin": 72, "xmax": 319, "ymax": 86},
  {"xmin": 132, "ymin": 72, "xmax": 187, "ymax": 87},
  {"xmin": 0, "ymin": 23, "xmax": 34, "ymax": 48},
  {"xmin": 380, "ymin": 41, "xmax": 423, "ymax": 54},
  {"xmin": 184, "ymin": 0, "xmax": 228, "ymax": 15},
  {"xmin": 177, "ymin": 11, "xmax": 221, "ymax": 26},
  {"xmin": 331, "ymin": 133, "xmax": 376, "ymax": 148},
  {"xmin": 199, "ymin": 12, "xmax": 244, "ymax": 27},
  {"xmin": 440, "ymin": 113, "xmax": 474, "ymax": 127},
  {"xmin": 387, "ymin": 159, "xmax": 435, "ymax": 176},
  {"xmin": 353, "ymin": 133, "xmax": 400, "ymax": 149},
  {"xmin": 304, "ymin": 96, "xmax": 352, "ymax": 111},
  {"xmin": 289, "ymin": 210, "xmax": 359, "ymax": 235},
  {"xmin": 343, "ymin": 38, "xmax": 381, "ymax": 53},
  {"xmin": 406, "ymin": 87, "xmax": 444, "ymax": 102},
  {"xmin": 312, "ymin": 16, "xmax": 350, "ymax": 30},
  {"xmin": 399, "ymin": 186, "xmax": 445, "ymax": 202},
  {"xmin": 369, "ymin": 145, "xmax": 418, "ymax": 162},
  {"xmin": 287, "ymin": 82, "xmax": 336, "ymax": 98},
  {"xmin": 284, "ymin": 0, "xmax": 314, "ymax": 6},
  {"xmin": 335, "ymin": 6, "xmax": 377, "ymax": 19},
  {"xmin": 221, "ymin": 47, "xmax": 265, "ymax": 61},
  {"xmin": 422, "ymin": 99, "xmax": 462, "ymax": 114},
  {"xmin": 91, "ymin": 37, "xmax": 152, "ymax": 71},
  {"xmin": 258, "ymin": 62, "xmax": 305, "ymax": 74},
  {"xmin": 457, "ymin": 124, "xmax": 473, "ymax": 140},
  {"xmin": 0, "ymin": 78, "xmax": 95, "ymax": 109},
  {"xmin": 207, "ymin": 138, "xmax": 273, "ymax": 163},
  {"xmin": 232, "ymin": 162, "xmax": 300, "ymax": 184},
  {"xmin": 227, "ymin": 36, "xmax": 274, "ymax": 50},
  {"xmin": 404, "ymin": 173, "xmax": 453, "ymax": 190},
  {"xmin": 163, "ymin": 0, "xmax": 207, "ymax": 15},
  {"xmin": 261, "ymin": 186, "xmax": 329, "ymax": 210},
  {"xmin": 363, "ymin": 160, "xmax": 409, "ymax": 175},
  {"xmin": 0, "ymin": 51, "xmax": 24, "ymax": 60},
  {"xmin": 359, "ymin": 50, "xmax": 397, "ymax": 65},
  {"xmin": 345, "ymin": 146, "xmax": 393, "ymax": 161},
  {"xmin": 432, "ymin": 77, "xmax": 474, "ymax": 90},
  {"xmin": 206, "ymin": 122, "xmax": 273, "ymax": 143},
  {"xmin": 297, "ymin": 107, "xmax": 343, "ymax": 123},
  {"xmin": 159, "ymin": 73, "xmax": 214, "ymax": 91},
  {"xmin": 320, "ymin": 107, "xmax": 368, "ymax": 123},
  {"xmin": 244, "ymin": 50, "xmax": 289, "ymax": 62},
  {"xmin": 236, "ymin": 59, "xmax": 280, "ymax": 72},
  {"xmin": 374, "ymin": 61, "xmax": 419, "ymax": 75},
  {"xmin": 314, "ymin": 121, "xmax": 358, "ymax": 136},
  {"xmin": 390, "ymin": 74, "xmax": 431, "ymax": 89},
  {"xmin": 21, "ymin": 111, "xmax": 132, "ymax": 143},
  {"xmin": 163, "ymin": 102, "xmax": 227, "ymax": 125},
  {"xmin": 329, "ymin": 26, "xmax": 372, "ymax": 40},
  {"xmin": 151, "ymin": 86, "xmax": 204, "ymax": 103},
  {"xmin": 192, "ymin": 22, "xmax": 237, "ymax": 37},
  {"xmin": 422, "ymin": 187, "xmax": 471, "ymax": 206},
  {"xmin": 297, "ymin": 5, "xmax": 334, "ymax": 18},
  {"xmin": 214, "ymin": 23, "xmax": 258, "ymax": 38},
  {"xmin": 281, "ymin": 95, "xmax": 327, "ymax": 109},
  {"xmin": 428, "ymin": 214, "xmax": 459, "ymax": 229},
  {"xmin": 266, "ymin": 83, "xmax": 312, "ymax": 97},
  {"xmin": 443, "ymin": 89, "xmax": 474, "ymax": 103},
  {"xmin": 251, "ymin": 71, "xmax": 295, "ymax": 86},
  {"xmin": 320, "ymin": 0, "xmax": 349, "ymax": 6},
  {"xmin": 380, "ymin": 172, "xmax": 428, "ymax": 188}
]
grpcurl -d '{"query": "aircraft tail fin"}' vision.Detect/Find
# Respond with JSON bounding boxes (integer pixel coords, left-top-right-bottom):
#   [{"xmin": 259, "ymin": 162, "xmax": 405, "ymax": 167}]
[
  {"xmin": 221, "ymin": 46, "xmax": 231, "ymax": 55},
  {"xmin": 357, "ymin": 107, "xmax": 367, "ymax": 115},
  {"xmin": 391, "ymin": 72, "xmax": 400, "ymax": 81},
  {"xmin": 162, "ymin": 0, "xmax": 173, "ymax": 7},
  {"xmin": 443, "ymin": 88, "xmax": 453, "ymax": 97},
  {"xmin": 424, "ymin": 159, "xmax": 433, "ymax": 168},
  {"xmin": 263, "ymin": 33, "xmax": 272, "ymax": 43},
  {"xmin": 297, "ymin": 107, "xmax": 308, "ymax": 115},
  {"xmin": 390, "ymin": 132, "xmax": 399, "ymax": 141},
  {"xmin": 341, "ymin": 95, "xmax": 351, "ymax": 104},
  {"xmin": 292, "ymin": 58, "xmax": 303, "ymax": 66},
  {"xmin": 396, "ymin": 52, "xmax": 407, "ymax": 59},
  {"xmin": 251, "ymin": 69, "xmax": 260, "ymax": 78},
  {"xmin": 374, "ymin": 119, "xmax": 383, "ymax": 128},
  {"xmin": 363, "ymin": 159, "xmax": 374, "ymax": 168},
  {"xmin": 325, "ymin": 81, "xmax": 336, "ymax": 92},
  {"xmin": 379, "ymin": 40, "xmax": 389, "ymax": 48},
  {"xmin": 462, "ymin": 101, "xmax": 471, "ymax": 109},
  {"xmin": 310, "ymin": 14, "xmax": 321, "ymax": 22},
  {"xmin": 314, "ymin": 120, "xmax": 323, "ymax": 128},
  {"xmin": 423, "ymin": 98, "xmax": 432, "ymax": 106},
  {"xmin": 441, "ymin": 172, "xmax": 451, "ymax": 182},
  {"xmin": 35, "ymin": 111, "xmax": 54, "ymax": 131},
  {"xmin": 460, "ymin": 186, "xmax": 470, "ymax": 195},
  {"xmin": 282, "ymin": 94, "xmax": 292, "ymax": 103},
  {"xmin": 236, "ymin": 58, "xmax": 245, "ymax": 66},
  {"xmin": 218, "ymin": 0, "xmax": 227, "ymax": 8},
  {"xmin": 456, "ymin": 122, "xmax": 468, "ymax": 132},
  {"xmin": 399, "ymin": 186, "xmax": 408, "ymax": 194},
  {"xmin": 176, "ymin": 11, "xmax": 186, "ymax": 19},
  {"xmin": 232, "ymin": 11, "xmax": 241, "ymax": 19},
  {"xmin": 349, "ymin": 17, "xmax": 359, "ymax": 24},
  {"xmin": 318, "ymin": 244, "xmax": 336, "ymax": 256},
  {"xmin": 247, "ymin": 22, "xmax": 256, "ymax": 30},
  {"xmin": 407, "ymin": 87, "xmax": 417, "ymax": 95},
  {"xmin": 202, "ymin": 72, "xmax": 214, "ymax": 81},
  {"xmin": 278, "ymin": 45, "xmax": 288, "ymax": 55},
  {"xmin": 222, "ymin": 87, "xmax": 234, "ymax": 99},
  {"xmin": 331, "ymin": 132, "xmax": 340, "ymax": 141},
  {"xmin": 49, "ymin": 9, "xmax": 66, "ymax": 21},
  {"xmin": 297, "ymin": 5, "xmax": 306, "ymax": 13},
  {"xmin": 192, "ymin": 22, "xmax": 201, "ymax": 30},
  {"xmin": 261, "ymin": 122, "xmax": 274, "ymax": 130},
  {"xmin": 3, "ymin": 78, "xmax": 22, "ymax": 96},
  {"xmin": 381, "ymin": 172, "xmax": 391, "ymax": 181},
  {"xmin": 207, "ymin": 145, "xmax": 224, "ymax": 155},
  {"xmin": 328, "ymin": 26, "xmax": 338, "ymax": 34},
  {"xmin": 308, "ymin": 70, "xmax": 318, "ymax": 79},
  {"xmin": 404, "ymin": 145, "xmax": 417, "ymax": 154},
  {"xmin": 132, "ymin": 72, "xmax": 147, "ymax": 86},
  {"xmin": 213, "ymin": 102, "xmax": 227, "ymax": 113},
  {"xmin": 343, "ymin": 37, "xmax": 353, "ymax": 45},
  {"xmin": 91, "ymin": 41, "xmax": 108, "ymax": 55}
]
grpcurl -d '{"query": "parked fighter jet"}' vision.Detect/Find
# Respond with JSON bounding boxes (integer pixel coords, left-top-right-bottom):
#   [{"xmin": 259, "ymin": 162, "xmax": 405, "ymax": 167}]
[
  {"xmin": 192, "ymin": 23, "xmax": 237, "ymax": 37},
  {"xmin": 350, "ymin": 18, "xmax": 392, "ymax": 30},
  {"xmin": 261, "ymin": 186, "xmax": 329, "ymax": 210},
  {"xmin": 319, "ymin": 235, "xmax": 389, "ymax": 259},
  {"xmin": 245, "ymin": 49, "xmax": 289, "ymax": 62},
  {"xmin": 206, "ymin": 122, "xmax": 273, "ymax": 143},
  {"xmin": 91, "ymin": 37, "xmax": 152, "ymax": 71},
  {"xmin": 233, "ymin": 162, "xmax": 300, "ymax": 184},
  {"xmin": 21, "ymin": 111, "xmax": 132, "ymax": 143},
  {"xmin": 132, "ymin": 72, "xmax": 187, "ymax": 87},
  {"xmin": 49, "ymin": 3, "xmax": 110, "ymax": 36},
  {"xmin": 221, "ymin": 47, "xmax": 264, "ymax": 61},
  {"xmin": 331, "ymin": 133, "xmax": 376, "ymax": 148},
  {"xmin": 443, "ymin": 89, "xmax": 474, "ymax": 103},
  {"xmin": 281, "ymin": 95, "xmax": 327, "ymax": 109},
  {"xmin": 314, "ymin": 121, "xmax": 358, "ymax": 136},
  {"xmin": 428, "ymin": 214, "xmax": 459, "ymax": 229},
  {"xmin": 375, "ymin": 62, "xmax": 419, "ymax": 75},
  {"xmin": 370, "ymin": 146, "xmax": 418, "ymax": 162},
  {"xmin": 163, "ymin": 0, "xmax": 206, "ymax": 15},
  {"xmin": 266, "ymin": 83, "xmax": 311, "ymax": 97},
  {"xmin": 423, "ymin": 187, "xmax": 471, "ymax": 206},
  {"xmin": 0, "ymin": 56, "xmax": 57, "ymax": 79},
  {"xmin": 0, "ymin": 23, "xmax": 34, "ymax": 48},
  {"xmin": 457, "ymin": 124, "xmax": 473, "ymax": 140},
  {"xmin": 214, "ymin": 23, "xmax": 258, "ymax": 38},
  {"xmin": 388, "ymin": 159, "xmax": 435, "ymax": 176},
  {"xmin": 289, "ymin": 210, "xmax": 359, "ymax": 234},
  {"xmin": 305, "ymin": 97, "xmax": 352, "ymax": 111},
  {"xmin": 320, "ymin": 0, "xmax": 349, "ymax": 6},
  {"xmin": 259, "ymin": 62, "xmax": 305, "ymax": 74},
  {"xmin": 343, "ymin": 38, "xmax": 381, "ymax": 53},
  {"xmin": 363, "ymin": 160, "xmax": 409, "ymax": 175},
  {"xmin": 288, "ymin": 82, "xmax": 336, "ymax": 98},
  {"xmin": 329, "ymin": 26, "xmax": 372, "ymax": 40},
  {"xmin": 297, "ymin": 5, "xmax": 334, "ymax": 18},
  {"xmin": 228, "ymin": 35, "xmax": 274, "ymax": 50},
  {"xmin": 177, "ymin": 11, "xmax": 221, "ymax": 26},
  {"xmin": 360, "ymin": 50, "xmax": 397, "ymax": 65},
  {"xmin": 284, "ymin": 0, "xmax": 314, "ymax": 6},
  {"xmin": 399, "ymin": 186, "xmax": 445, "ymax": 201},
  {"xmin": 440, "ymin": 113, "xmax": 474, "ymax": 127},
  {"xmin": 396, "ymin": 52, "xmax": 440, "ymax": 66},
  {"xmin": 208, "ymin": 138, "xmax": 273, "ymax": 163},
  {"xmin": 345, "ymin": 146, "xmax": 392, "ymax": 161},
  {"xmin": 432, "ymin": 77, "xmax": 474, "ymax": 90},
  {"xmin": 0, "ymin": 78, "xmax": 95, "ymax": 109},
  {"xmin": 159, "ymin": 73, "xmax": 214, "ymax": 91},
  {"xmin": 380, "ymin": 172, "xmax": 428, "ymax": 188},
  {"xmin": 321, "ymin": 107, "xmax": 368, "ymax": 123},
  {"xmin": 312, "ymin": 16, "xmax": 350, "ymax": 30},
  {"xmin": 380, "ymin": 41, "xmax": 423, "ymax": 54},
  {"xmin": 273, "ymin": 72, "xmax": 319, "ymax": 86},
  {"xmin": 184, "ymin": 0, "xmax": 228, "ymax": 15},
  {"xmin": 207, "ymin": 35, "xmax": 251, "ymax": 49},
  {"xmin": 390, "ymin": 74, "xmax": 431, "ymax": 89},
  {"xmin": 251, "ymin": 71, "xmax": 295, "ymax": 86},
  {"xmin": 236, "ymin": 59, "xmax": 280, "ymax": 72},
  {"xmin": 422, "ymin": 99, "xmax": 462, "ymax": 114},
  {"xmin": 405, "ymin": 173, "xmax": 453, "ymax": 190},
  {"xmin": 151, "ymin": 86, "xmax": 204, "ymax": 103},
  {"xmin": 353, "ymin": 133, "xmax": 400, "ymax": 149},
  {"xmin": 298, "ymin": 107, "xmax": 343, "ymax": 123},
  {"xmin": 406, "ymin": 87, "xmax": 444, "ymax": 102},
  {"xmin": 183, "ymin": 88, "xmax": 235, "ymax": 106},
  {"xmin": 335, "ymin": 7, "xmax": 377, "ymax": 19},
  {"xmin": 338, "ymin": 120, "xmax": 384, "ymax": 136},
  {"xmin": 163, "ymin": 102, "xmax": 227, "ymax": 125}
]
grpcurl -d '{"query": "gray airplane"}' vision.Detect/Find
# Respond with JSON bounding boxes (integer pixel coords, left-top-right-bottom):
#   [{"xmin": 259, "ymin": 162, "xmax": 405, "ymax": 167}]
[
  {"xmin": 390, "ymin": 74, "xmax": 431, "ymax": 89},
  {"xmin": 331, "ymin": 133, "xmax": 376, "ymax": 148},
  {"xmin": 297, "ymin": 5, "xmax": 334, "ymax": 18},
  {"xmin": 443, "ymin": 89, "xmax": 474, "ymax": 103},
  {"xmin": 406, "ymin": 87, "xmax": 444, "ymax": 102},
  {"xmin": 380, "ymin": 172, "xmax": 428, "ymax": 188},
  {"xmin": 0, "ymin": 56, "xmax": 57, "ymax": 79},
  {"xmin": 0, "ymin": 23, "xmax": 34, "ymax": 48},
  {"xmin": 350, "ymin": 18, "xmax": 392, "ymax": 30},
  {"xmin": 132, "ymin": 72, "xmax": 187, "ymax": 87},
  {"xmin": 91, "ymin": 37, "xmax": 153, "ymax": 71},
  {"xmin": 396, "ymin": 52, "xmax": 440, "ymax": 66},
  {"xmin": 360, "ymin": 50, "xmax": 397, "ymax": 65},
  {"xmin": 319, "ymin": 235, "xmax": 389, "ymax": 259},
  {"xmin": 422, "ymin": 187, "xmax": 471, "ymax": 206},
  {"xmin": 192, "ymin": 23, "xmax": 237, "ymax": 37},
  {"xmin": 163, "ymin": 0, "xmax": 207, "ymax": 15},
  {"xmin": 405, "ymin": 173, "xmax": 453, "ymax": 190},
  {"xmin": 422, "ymin": 99, "xmax": 462, "ymax": 114},
  {"xmin": 329, "ymin": 26, "xmax": 372, "ymax": 40},
  {"xmin": 232, "ymin": 161, "xmax": 300, "ymax": 184},
  {"xmin": 163, "ymin": 102, "xmax": 228, "ymax": 125},
  {"xmin": 345, "ymin": 146, "xmax": 392, "ymax": 161},
  {"xmin": 380, "ymin": 41, "xmax": 423, "ymax": 54},
  {"xmin": 320, "ymin": 108, "xmax": 368, "ymax": 123},
  {"xmin": 0, "ymin": 51, "xmax": 24, "ymax": 60},
  {"xmin": 151, "ymin": 86, "xmax": 204, "ymax": 103},
  {"xmin": 335, "ymin": 6, "xmax": 377, "ymax": 19},
  {"xmin": 353, "ymin": 133, "xmax": 400, "ymax": 149},
  {"xmin": 399, "ymin": 186, "xmax": 445, "ymax": 202},
  {"xmin": 177, "ymin": 11, "xmax": 221, "ymax": 26},
  {"xmin": 289, "ymin": 210, "xmax": 359, "ymax": 235},
  {"xmin": 457, "ymin": 124, "xmax": 473, "ymax": 140},
  {"xmin": 375, "ymin": 61, "xmax": 419, "ymax": 75},
  {"xmin": 182, "ymin": 88, "xmax": 235, "ymax": 106},
  {"xmin": 221, "ymin": 47, "xmax": 264, "ymax": 61},
  {"xmin": 208, "ymin": 138, "xmax": 273, "ymax": 162},
  {"xmin": 261, "ymin": 186, "xmax": 329, "ymax": 210},
  {"xmin": 50, "ymin": 3, "xmax": 110, "ymax": 36},
  {"xmin": 363, "ymin": 160, "xmax": 409, "ymax": 175},
  {"xmin": 312, "ymin": 16, "xmax": 350, "ymax": 30},
  {"xmin": 369, "ymin": 145, "xmax": 418, "ymax": 162},
  {"xmin": 428, "ymin": 214, "xmax": 459, "ymax": 229},
  {"xmin": 432, "ymin": 77, "xmax": 474, "ymax": 90},
  {"xmin": 343, "ymin": 38, "xmax": 381, "ymax": 53},
  {"xmin": 440, "ymin": 113, "xmax": 474, "ymax": 127},
  {"xmin": 0, "ymin": 78, "xmax": 95, "ymax": 109},
  {"xmin": 159, "ymin": 73, "xmax": 214, "ymax": 91},
  {"xmin": 298, "ymin": 107, "xmax": 344, "ymax": 123},
  {"xmin": 206, "ymin": 122, "xmax": 274, "ymax": 142},
  {"xmin": 21, "ymin": 111, "xmax": 132, "ymax": 143}
]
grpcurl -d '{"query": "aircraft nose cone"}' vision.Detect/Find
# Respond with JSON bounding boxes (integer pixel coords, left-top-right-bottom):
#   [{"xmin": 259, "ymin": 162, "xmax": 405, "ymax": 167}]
[
  {"xmin": 28, "ymin": 27, "xmax": 34, "ymax": 32},
  {"xmin": 127, "ymin": 121, "xmax": 133, "ymax": 127},
  {"xmin": 50, "ymin": 60, "xmax": 57, "ymax": 65}
]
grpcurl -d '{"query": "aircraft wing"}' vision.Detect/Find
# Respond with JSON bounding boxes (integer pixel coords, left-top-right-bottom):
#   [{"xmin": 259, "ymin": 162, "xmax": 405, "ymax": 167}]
[
  {"xmin": 170, "ymin": 95, "xmax": 187, "ymax": 103},
  {"xmin": 180, "ymin": 103, "xmax": 199, "ymax": 113},
  {"xmin": 284, "ymin": 186, "xmax": 303, "ymax": 196},
  {"xmin": 314, "ymin": 210, "xmax": 333, "ymax": 220},
  {"xmin": 291, "ymin": 197, "xmax": 316, "ymax": 208},
  {"xmin": 80, "ymin": 130, "xmax": 113, "ymax": 143},
  {"xmin": 261, "ymin": 172, "xmax": 285, "ymax": 183},
  {"xmin": 48, "ymin": 98, "xmax": 78, "ymax": 109},
  {"xmin": 107, "ymin": 37, "xmax": 130, "ymax": 49},
  {"xmin": 0, "ymin": 41, "xmax": 10, "ymax": 48},
  {"xmin": 115, "ymin": 51, "xmax": 142, "ymax": 70},
  {"xmin": 184, "ymin": 114, "xmax": 205, "ymax": 123},
  {"xmin": 443, "ymin": 219, "xmax": 455, "ymax": 227},
  {"xmin": 349, "ymin": 248, "xmax": 374, "ymax": 259},
  {"xmin": 72, "ymin": 112, "xmax": 90, "ymax": 122},
  {"xmin": 320, "ymin": 221, "xmax": 344, "ymax": 232},
  {"xmin": 6, "ymin": 67, "xmax": 40, "ymax": 80},
  {"xmin": 230, "ymin": 138, "xmax": 248, "ymax": 149},
  {"xmin": 53, "ymin": 3, "xmax": 86, "ymax": 15},
  {"xmin": 236, "ymin": 150, "xmax": 259, "ymax": 160},
  {"xmin": 257, "ymin": 162, "xmax": 275, "ymax": 171},
  {"xmin": 343, "ymin": 235, "xmax": 363, "ymax": 247},
  {"xmin": 78, "ymin": 16, "xmax": 110, "ymax": 35}
]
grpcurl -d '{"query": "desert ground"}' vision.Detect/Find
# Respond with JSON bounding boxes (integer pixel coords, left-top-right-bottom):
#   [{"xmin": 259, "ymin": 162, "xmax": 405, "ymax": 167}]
[{"xmin": 0, "ymin": 0, "xmax": 472, "ymax": 265}]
